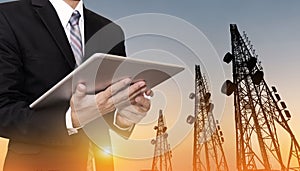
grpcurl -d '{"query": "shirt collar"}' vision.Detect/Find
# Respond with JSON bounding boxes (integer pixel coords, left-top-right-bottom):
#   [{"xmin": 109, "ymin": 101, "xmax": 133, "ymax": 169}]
[{"xmin": 49, "ymin": 0, "xmax": 84, "ymax": 28}]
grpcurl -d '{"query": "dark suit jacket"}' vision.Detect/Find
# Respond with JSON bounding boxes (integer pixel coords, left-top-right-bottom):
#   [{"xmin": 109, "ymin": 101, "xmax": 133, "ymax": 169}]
[{"xmin": 0, "ymin": 0, "xmax": 129, "ymax": 170}]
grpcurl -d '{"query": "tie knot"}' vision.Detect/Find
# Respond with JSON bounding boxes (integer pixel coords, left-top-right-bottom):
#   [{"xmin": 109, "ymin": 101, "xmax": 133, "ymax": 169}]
[{"xmin": 69, "ymin": 10, "xmax": 81, "ymax": 26}]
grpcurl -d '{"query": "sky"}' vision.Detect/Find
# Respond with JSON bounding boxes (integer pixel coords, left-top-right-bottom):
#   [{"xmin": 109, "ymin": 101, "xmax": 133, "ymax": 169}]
[{"xmin": 0, "ymin": 0, "xmax": 300, "ymax": 171}]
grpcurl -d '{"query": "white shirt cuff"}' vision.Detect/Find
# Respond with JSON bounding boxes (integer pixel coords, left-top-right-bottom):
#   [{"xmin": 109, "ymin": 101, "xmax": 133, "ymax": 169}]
[
  {"xmin": 113, "ymin": 109, "xmax": 134, "ymax": 131},
  {"xmin": 65, "ymin": 107, "xmax": 82, "ymax": 135},
  {"xmin": 67, "ymin": 107, "xmax": 132, "ymax": 135}
]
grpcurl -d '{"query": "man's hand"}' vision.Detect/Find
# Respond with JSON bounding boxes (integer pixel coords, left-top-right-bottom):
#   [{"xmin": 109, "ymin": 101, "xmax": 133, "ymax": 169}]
[
  {"xmin": 115, "ymin": 86, "xmax": 153, "ymax": 128},
  {"xmin": 70, "ymin": 78, "xmax": 131, "ymax": 128},
  {"xmin": 70, "ymin": 78, "xmax": 152, "ymax": 128}
]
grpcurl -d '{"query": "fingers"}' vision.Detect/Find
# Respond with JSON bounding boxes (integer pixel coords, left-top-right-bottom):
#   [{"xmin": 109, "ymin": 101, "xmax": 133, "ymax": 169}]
[
  {"xmin": 144, "ymin": 89, "xmax": 154, "ymax": 99},
  {"xmin": 119, "ymin": 94, "xmax": 151, "ymax": 115},
  {"xmin": 74, "ymin": 83, "xmax": 87, "ymax": 99},
  {"xmin": 117, "ymin": 106, "xmax": 147, "ymax": 124},
  {"xmin": 134, "ymin": 95, "xmax": 151, "ymax": 112},
  {"xmin": 145, "ymin": 89, "xmax": 154, "ymax": 97},
  {"xmin": 116, "ymin": 96, "xmax": 150, "ymax": 126},
  {"xmin": 103, "ymin": 78, "xmax": 131, "ymax": 99},
  {"xmin": 128, "ymin": 82, "xmax": 147, "ymax": 99},
  {"xmin": 114, "ymin": 84, "xmax": 152, "ymax": 127},
  {"xmin": 96, "ymin": 80, "xmax": 151, "ymax": 123},
  {"xmin": 110, "ymin": 81, "xmax": 147, "ymax": 105}
]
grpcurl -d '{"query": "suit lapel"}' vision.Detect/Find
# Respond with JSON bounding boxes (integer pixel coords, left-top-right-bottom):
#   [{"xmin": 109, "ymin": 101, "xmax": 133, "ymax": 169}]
[
  {"xmin": 31, "ymin": 0, "xmax": 76, "ymax": 69},
  {"xmin": 83, "ymin": 7, "xmax": 113, "ymax": 61},
  {"xmin": 84, "ymin": 7, "xmax": 100, "ymax": 44}
]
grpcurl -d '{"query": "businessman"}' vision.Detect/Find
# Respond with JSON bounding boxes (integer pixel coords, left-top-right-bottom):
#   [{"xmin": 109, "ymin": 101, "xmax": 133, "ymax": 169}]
[{"xmin": 0, "ymin": 0, "xmax": 151, "ymax": 170}]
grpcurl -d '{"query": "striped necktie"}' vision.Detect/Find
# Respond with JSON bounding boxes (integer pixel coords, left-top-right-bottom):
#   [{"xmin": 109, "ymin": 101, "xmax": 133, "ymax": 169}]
[
  {"xmin": 69, "ymin": 10, "xmax": 83, "ymax": 66},
  {"xmin": 69, "ymin": 11, "xmax": 95, "ymax": 171}
]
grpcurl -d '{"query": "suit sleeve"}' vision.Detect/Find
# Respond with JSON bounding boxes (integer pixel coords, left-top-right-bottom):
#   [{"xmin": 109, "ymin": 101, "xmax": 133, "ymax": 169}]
[{"xmin": 0, "ymin": 11, "xmax": 73, "ymax": 146}]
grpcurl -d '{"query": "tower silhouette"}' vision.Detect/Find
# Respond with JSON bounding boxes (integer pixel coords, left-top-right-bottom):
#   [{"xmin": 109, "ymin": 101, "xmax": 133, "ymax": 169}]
[
  {"xmin": 187, "ymin": 65, "xmax": 228, "ymax": 171},
  {"xmin": 151, "ymin": 110, "xmax": 173, "ymax": 171},
  {"xmin": 221, "ymin": 24, "xmax": 300, "ymax": 170}
]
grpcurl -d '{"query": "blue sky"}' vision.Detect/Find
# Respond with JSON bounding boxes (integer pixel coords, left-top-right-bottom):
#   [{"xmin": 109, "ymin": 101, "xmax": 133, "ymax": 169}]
[
  {"xmin": 84, "ymin": 0, "xmax": 300, "ymax": 127},
  {"xmin": 85, "ymin": 0, "xmax": 300, "ymax": 55},
  {"xmin": 85, "ymin": 0, "xmax": 300, "ymax": 94}
]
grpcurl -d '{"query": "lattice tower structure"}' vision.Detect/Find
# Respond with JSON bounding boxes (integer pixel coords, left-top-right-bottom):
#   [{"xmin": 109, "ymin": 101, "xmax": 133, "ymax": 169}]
[
  {"xmin": 187, "ymin": 65, "xmax": 228, "ymax": 171},
  {"xmin": 221, "ymin": 24, "xmax": 300, "ymax": 171},
  {"xmin": 151, "ymin": 110, "xmax": 173, "ymax": 171}
]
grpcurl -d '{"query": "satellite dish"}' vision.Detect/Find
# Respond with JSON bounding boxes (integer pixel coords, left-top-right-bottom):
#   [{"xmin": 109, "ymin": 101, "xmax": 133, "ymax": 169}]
[
  {"xmin": 189, "ymin": 93, "xmax": 195, "ymax": 99},
  {"xmin": 223, "ymin": 52, "xmax": 234, "ymax": 64},
  {"xmin": 221, "ymin": 80, "xmax": 236, "ymax": 96},
  {"xmin": 247, "ymin": 57, "xmax": 257, "ymax": 71},
  {"xmin": 251, "ymin": 70, "xmax": 264, "ymax": 85},
  {"xmin": 186, "ymin": 115, "xmax": 195, "ymax": 124}
]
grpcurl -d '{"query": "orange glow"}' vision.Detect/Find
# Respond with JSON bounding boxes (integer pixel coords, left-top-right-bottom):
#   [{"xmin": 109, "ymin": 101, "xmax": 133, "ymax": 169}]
[
  {"xmin": 0, "ymin": 96, "xmax": 299, "ymax": 171},
  {"xmin": 98, "ymin": 147, "xmax": 113, "ymax": 157}
]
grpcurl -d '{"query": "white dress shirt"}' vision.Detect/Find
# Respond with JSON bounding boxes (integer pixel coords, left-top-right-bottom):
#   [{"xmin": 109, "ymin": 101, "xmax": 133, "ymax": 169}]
[
  {"xmin": 49, "ymin": 0, "xmax": 85, "ymax": 49},
  {"xmin": 49, "ymin": 0, "xmax": 130, "ymax": 135},
  {"xmin": 49, "ymin": 0, "xmax": 85, "ymax": 135}
]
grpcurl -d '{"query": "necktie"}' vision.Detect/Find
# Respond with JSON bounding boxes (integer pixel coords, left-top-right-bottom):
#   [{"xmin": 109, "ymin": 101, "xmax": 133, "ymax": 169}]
[
  {"xmin": 69, "ymin": 10, "xmax": 83, "ymax": 66},
  {"xmin": 69, "ymin": 11, "xmax": 95, "ymax": 171}
]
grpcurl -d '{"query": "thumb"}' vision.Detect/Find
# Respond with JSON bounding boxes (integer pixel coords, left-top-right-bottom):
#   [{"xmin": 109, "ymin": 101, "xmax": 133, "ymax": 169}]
[{"xmin": 75, "ymin": 83, "xmax": 87, "ymax": 99}]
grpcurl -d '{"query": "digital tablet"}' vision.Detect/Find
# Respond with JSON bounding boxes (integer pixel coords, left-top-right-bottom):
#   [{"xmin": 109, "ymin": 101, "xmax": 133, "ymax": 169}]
[{"xmin": 30, "ymin": 53, "xmax": 185, "ymax": 109}]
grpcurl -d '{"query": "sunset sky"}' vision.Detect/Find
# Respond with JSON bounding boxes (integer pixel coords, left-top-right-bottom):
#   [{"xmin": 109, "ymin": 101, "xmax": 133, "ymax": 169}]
[{"xmin": 0, "ymin": 0, "xmax": 300, "ymax": 171}]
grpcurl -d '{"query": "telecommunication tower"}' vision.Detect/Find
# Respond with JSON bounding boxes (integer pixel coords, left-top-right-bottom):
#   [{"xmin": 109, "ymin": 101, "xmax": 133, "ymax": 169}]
[
  {"xmin": 221, "ymin": 24, "xmax": 300, "ymax": 170},
  {"xmin": 151, "ymin": 110, "xmax": 173, "ymax": 171},
  {"xmin": 187, "ymin": 65, "xmax": 228, "ymax": 171}
]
